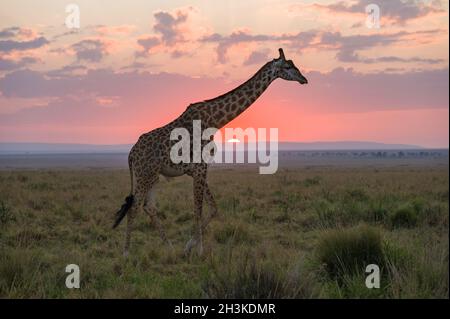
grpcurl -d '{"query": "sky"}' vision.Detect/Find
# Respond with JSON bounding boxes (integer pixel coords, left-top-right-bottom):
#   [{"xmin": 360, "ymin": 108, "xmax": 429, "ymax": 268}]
[{"xmin": 0, "ymin": 0, "xmax": 448, "ymax": 147}]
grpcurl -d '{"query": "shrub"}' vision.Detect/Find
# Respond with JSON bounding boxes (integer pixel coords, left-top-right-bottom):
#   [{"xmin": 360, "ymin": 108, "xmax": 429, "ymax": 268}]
[
  {"xmin": 316, "ymin": 225, "xmax": 385, "ymax": 279},
  {"xmin": 390, "ymin": 205, "xmax": 418, "ymax": 228}
]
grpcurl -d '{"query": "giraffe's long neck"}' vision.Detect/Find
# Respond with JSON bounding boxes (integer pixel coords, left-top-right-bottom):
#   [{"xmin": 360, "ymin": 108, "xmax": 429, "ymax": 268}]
[{"xmin": 202, "ymin": 61, "xmax": 277, "ymax": 129}]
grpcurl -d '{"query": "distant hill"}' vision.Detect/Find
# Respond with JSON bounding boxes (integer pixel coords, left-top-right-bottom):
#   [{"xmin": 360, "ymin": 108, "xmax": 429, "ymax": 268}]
[
  {"xmin": 0, "ymin": 141, "xmax": 428, "ymax": 155},
  {"xmin": 276, "ymin": 141, "xmax": 425, "ymax": 151},
  {"xmin": 0, "ymin": 143, "xmax": 132, "ymax": 154}
]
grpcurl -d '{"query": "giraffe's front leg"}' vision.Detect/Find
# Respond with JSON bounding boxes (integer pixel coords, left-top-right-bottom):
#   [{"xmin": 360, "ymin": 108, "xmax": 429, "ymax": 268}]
[
  {"xmin": 184, "ymin": 167, "xmax": 207, "ymax": 256},
  {"xmin": 144, "ymin": 205, "xmax": 173, "ymax": 249},
  {"xmin": 144, "ymin": 188, "xmax": 173, "ymax": 249}
]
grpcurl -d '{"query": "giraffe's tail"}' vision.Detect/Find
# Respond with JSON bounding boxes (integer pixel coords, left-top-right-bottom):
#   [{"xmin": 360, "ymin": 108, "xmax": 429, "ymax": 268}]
[
  {"xmin": 112, "ymin": 195, "xmax": 134, "ymax": 229},
  {"xmin": 112, "ymin": 155, "xmax": 134, "ymax": 229}
]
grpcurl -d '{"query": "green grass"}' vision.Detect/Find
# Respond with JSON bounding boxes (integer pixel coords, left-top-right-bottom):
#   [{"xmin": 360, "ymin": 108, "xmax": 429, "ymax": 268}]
[
  {"xmin": 390, "ymin": 205, "xmax": 419, "ymax": 228},
  {"xmin": 0, "ymin": 166, "xmax": 448, "ymax": 298},
  {"xmin": 315, "ymin": 225, "xmax": 386, "ymax": 279}
]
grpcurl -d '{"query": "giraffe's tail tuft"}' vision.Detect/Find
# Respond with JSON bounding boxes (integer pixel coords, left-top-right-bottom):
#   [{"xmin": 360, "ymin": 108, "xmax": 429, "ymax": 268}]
[{"xmin": 112, "ymin": 195, "xmax": 134, "ymax": 229}]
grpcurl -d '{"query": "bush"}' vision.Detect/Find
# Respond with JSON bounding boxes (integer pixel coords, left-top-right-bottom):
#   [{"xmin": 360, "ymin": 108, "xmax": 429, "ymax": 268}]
[
  {"xmin": 316, "ymin": 225, "xmax": 385, "ymax": 279},
  {"xmin": 390, "ymin": 205, "xmax": 418, "ymax": 228}
]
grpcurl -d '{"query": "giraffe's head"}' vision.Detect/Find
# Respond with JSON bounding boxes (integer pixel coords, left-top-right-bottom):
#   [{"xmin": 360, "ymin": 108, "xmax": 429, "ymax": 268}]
[{"xmin": 272, "ymin": 48, "xmax": 308, "ymax": 85}]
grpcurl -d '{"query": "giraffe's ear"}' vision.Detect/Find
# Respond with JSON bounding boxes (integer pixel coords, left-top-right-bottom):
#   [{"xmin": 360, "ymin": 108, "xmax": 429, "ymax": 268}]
[{"xmin": 278, "ymin": 48, "xmax": 285, "ymax": 60}]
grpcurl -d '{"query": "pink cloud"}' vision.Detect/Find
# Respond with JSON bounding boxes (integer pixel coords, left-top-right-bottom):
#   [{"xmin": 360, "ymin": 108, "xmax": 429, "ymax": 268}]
[{"xmin": 94, "ymin": 25, "xmax": 137, "ymax": 36}]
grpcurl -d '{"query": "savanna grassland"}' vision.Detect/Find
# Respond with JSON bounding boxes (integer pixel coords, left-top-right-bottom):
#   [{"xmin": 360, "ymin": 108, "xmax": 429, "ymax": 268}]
[{"xmin": 0, "ymin": 165, "xmax": 448, "ymax": 298}]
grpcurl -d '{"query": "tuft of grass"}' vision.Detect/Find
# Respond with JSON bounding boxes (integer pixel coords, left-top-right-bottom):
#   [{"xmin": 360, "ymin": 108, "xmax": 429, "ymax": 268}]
[
  {"xmin": 0, "ymin": 200, "xmax": 13, "ymax": 225},
  {"xmin": 315, "ymin": 226, "xmax": 415, "ymax": 298},
  {"xmin": 390, "ymin": 205, "xmax": 419, "ymax": 228},
  {"xmin": 303, "ymin": 176, "xmax": 321, "ymax": 187},
  {"xmin": 387, "ymin": 240, "xmax": 449, "ymax": 298},
  {"xmin": 314, "ymin": 199, "xmax": 340, "ymax": 228},
  {"xmin": 316, "ymin": 225, "xmax": 385, "ymax": 279},
  {"xmin": 423, "ymin": 201, "xmax": 448, "ymax": 227},
  {"xmin": 346, "ymin": 189, "xmax": 369, "ymax": 202},
  {"xmin": 213, "ymin": 222, "xmax": 254, "ymax": 244},
  {"xmin": 202, "ymin": 250, "xmax": 317, "ymax": 298}
]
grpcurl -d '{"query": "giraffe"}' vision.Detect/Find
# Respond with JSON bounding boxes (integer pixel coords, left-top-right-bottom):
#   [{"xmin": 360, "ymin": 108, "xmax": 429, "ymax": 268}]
[{"xmin": 112, "ymin": 48, "xmax": 308, "ymax": 257}]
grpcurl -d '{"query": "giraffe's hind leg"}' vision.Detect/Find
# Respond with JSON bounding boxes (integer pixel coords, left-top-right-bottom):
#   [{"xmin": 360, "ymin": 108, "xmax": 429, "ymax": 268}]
[
  {"xmin": 143, "ymin": 187, "xmax": 172, "ymax": 248},
  {"xmin": 123, "ymin": 173, "xmax": 158, "ymax": 257},
  {"xmin": 123, "ymin": 189, "xmax": 145, "ymax": 257}
]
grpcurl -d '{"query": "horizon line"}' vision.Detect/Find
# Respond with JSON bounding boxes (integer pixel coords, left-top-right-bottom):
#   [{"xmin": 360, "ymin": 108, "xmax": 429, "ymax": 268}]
[{"xmin": 0, "ymin": 141, "xmax": 448, "ymax": 150}]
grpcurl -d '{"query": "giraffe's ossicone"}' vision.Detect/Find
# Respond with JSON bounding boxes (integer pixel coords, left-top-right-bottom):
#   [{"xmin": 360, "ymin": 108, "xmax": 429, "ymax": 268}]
[{"xmin": 112, "ymin": 48, "xmax": 308, "ymax": 257}]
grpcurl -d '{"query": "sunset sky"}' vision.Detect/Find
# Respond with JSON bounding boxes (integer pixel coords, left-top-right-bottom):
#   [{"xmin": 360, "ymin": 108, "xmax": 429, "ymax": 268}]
[{"xmin": 0, "ymin": 0, "xmax": 448, "ymax": 147}]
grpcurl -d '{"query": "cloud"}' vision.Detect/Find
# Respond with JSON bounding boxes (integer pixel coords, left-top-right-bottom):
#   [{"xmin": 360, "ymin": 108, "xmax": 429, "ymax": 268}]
[
  {"xmin": 0, "ymin": 66, "xmax": 447, "ymax": 143},
  {"xmin": 120, "ymin": 61, "xmax": 154, "ymax": 71},
  {"xmin": 153, "ymin": 10, "xmax": 188, "ymax": 45},
  {"xmin": 269, "ymin": 67, "xmax": 449, "ymax": 113},
  {"xmin": 0, "ymin": 68, "xmax": 229, "ymax": 136},
  {"xmin": 71, "ymin": 39, "xmax": 108, "ymax": 62},
  {"xmin": 201, "ymin": 30, "xmax": 318, "ymax": 63},
  {"xmin": 0, "ymin": 56, "xmax": 38, "ymax": 71},
  {"xmin": 46, "ymin": 64, "xmax": 87, "ymax": 77},
  {"xmin": 311, "ymin": 0, "xmax": 445, "ymax": 25},
  {"xmin": 0, "ymin": 66, "xmax": 447, "ymax": 114},
  {"xmin": 171, "ymin": 50, "xmax": 189, "ymax": 59},
  {"xmin": 0, "ymin": 36, "xmax": 49, "ymax": 53},
  {"xmin": 243, "ymin": 50, "xmax": 271, "ymax": 65},
  {"xmin": 356, "ymin": 55, "xmax": 444, "ymax": 64},
  {"xmin": 0, "ymin": 27, "xmax": 21, "ymax": 38},
  {"xmin": 94, "ymin": 24, "xmax": 136, "ymax": 36},
  {"xmin": 201, "ymin": 27, "xmax": 443, "ymax": 65},
  {"xmin": 319, "ymin": 29, "xmax": 444, "ymax": 64},
  {"xmin": 136, "ymin": 8, "xmax": 193, "ymax": 57},
  {"xmin": 0, "ymin": 26, "xmax": 36, "ymax": 39},
  {"xmin": 136, "ymin": 36, "xmax": 160, "ymax": 56},
  {"xmin": 0, "ymin": 67, "xmax": 227, "ymax": 101}
]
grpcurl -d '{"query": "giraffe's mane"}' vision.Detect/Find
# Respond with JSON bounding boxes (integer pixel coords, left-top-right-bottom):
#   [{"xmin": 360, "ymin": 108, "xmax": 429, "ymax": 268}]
[{"xmin": 199, "ymin": 60, "xmax": 274, "ymax": 105}]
